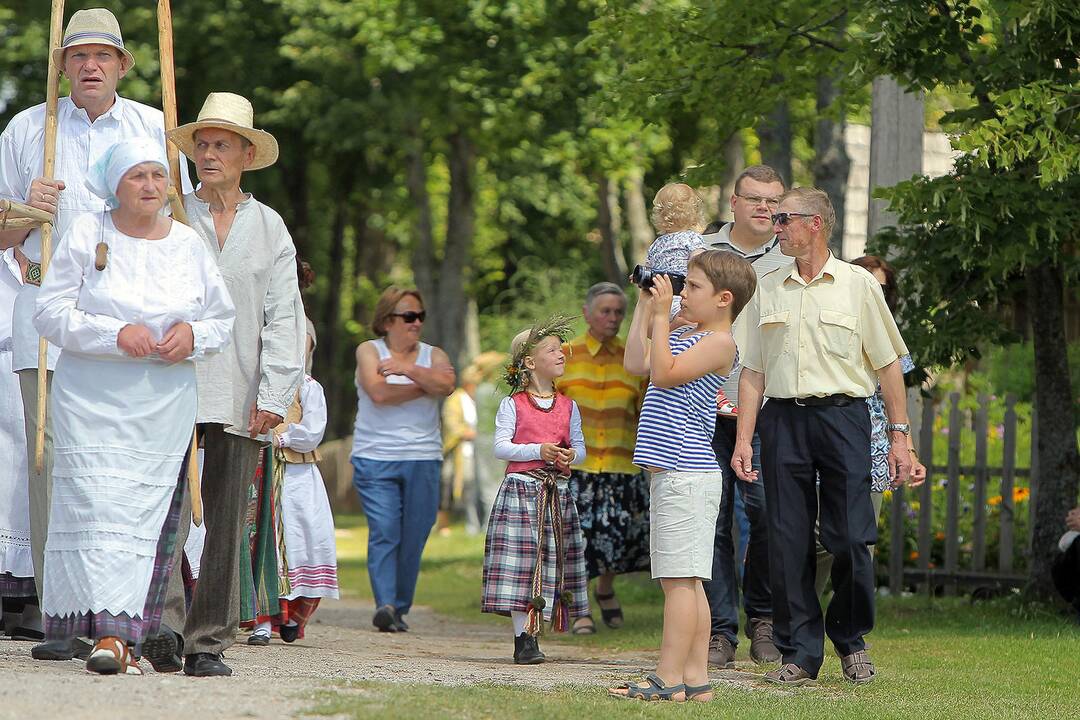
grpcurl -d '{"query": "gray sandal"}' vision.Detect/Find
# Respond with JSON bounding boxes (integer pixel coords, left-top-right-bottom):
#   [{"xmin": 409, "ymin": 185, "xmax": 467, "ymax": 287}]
[
  {"xmin": 684, "ymin": 683, "xmax": 714, "ymax": 701},
  {"xmin": 609, "ymin": 672, "xmax": 685, "ymax": 701}
]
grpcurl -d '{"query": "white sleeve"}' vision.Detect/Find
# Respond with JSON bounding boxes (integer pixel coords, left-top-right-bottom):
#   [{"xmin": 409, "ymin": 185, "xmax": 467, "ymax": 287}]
[
  {"xmin": 0, "ymin": 125, "xmax": 28, "ymax": 204},
  {"xmin": 33, "ymin": 229, "xmax": 126, "ymax": 355},
  {"xmin": 278, "ymin": 378, "xmax": 327, "ymax": 453},
  {"xmin": 493, "ymin": 396, "xmax": 542, "ymax": 463},
  {"xmin": 569, "ymin": 401, "xmax": 586, "ymax": 465},
  {"xmin": 188, "ymin": 239, "xmax": 235, "ymax": 359}
]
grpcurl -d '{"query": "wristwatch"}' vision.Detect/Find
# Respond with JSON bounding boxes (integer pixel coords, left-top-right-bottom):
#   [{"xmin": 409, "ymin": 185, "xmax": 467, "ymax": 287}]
[{"xmin": 886, "ymin": 423, "xmax": 911, "ymax": 435}]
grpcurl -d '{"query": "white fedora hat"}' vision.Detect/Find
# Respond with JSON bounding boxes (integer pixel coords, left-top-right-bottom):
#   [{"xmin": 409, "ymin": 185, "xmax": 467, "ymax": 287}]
[
  {"xmin": 168, "ymin": 93, "xmax": 279, "ymax": 171},
  {"xmin": 52, "ymin": 8, "xmax": 136, "ymax": 70}
]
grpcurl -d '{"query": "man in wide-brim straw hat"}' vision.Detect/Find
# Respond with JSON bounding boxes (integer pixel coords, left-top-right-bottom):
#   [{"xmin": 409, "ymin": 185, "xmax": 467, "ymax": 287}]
[
  {"xmin": 141, "ymin": 92, "xmax": 304, "ymax": 678},
  {"xmin": 0, "ymin": 6, "xmax": 190, "ymax": 663}
]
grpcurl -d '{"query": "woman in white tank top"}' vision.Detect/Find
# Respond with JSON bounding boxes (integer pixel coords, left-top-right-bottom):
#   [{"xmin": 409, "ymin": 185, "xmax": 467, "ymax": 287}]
[{"xmin": 350, "ymin": 287, "xmax": 456, "ymax": 633}]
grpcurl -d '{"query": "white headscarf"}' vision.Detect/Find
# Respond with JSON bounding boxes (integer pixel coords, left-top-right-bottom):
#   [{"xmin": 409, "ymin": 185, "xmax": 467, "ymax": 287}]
[{"xmin": 84, "ymin": 138, "xmax": 170, "ymax": 209}]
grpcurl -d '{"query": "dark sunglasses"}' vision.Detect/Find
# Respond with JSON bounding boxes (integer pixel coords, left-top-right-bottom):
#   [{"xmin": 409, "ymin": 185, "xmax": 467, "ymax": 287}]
[
  {"xmin": 770, "ymin": 212, "xmax": 816, "ymax": 226},
  {"xmin": 392, "ymin": 310, "xmax": 426, "ymax": 323}
]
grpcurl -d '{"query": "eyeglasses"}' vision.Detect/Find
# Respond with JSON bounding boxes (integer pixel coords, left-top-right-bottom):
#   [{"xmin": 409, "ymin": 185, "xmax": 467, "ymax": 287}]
[
  {"xmin": 391, "ymin": 311, "xmax": 426, "ymax": 323},
  {"xmin": 771, "ymin": 212, "xmax": 816, "ymax": 226},
  {"xmin": 735, "ymin": 194, "xmax": 782, "ymax": 208}
]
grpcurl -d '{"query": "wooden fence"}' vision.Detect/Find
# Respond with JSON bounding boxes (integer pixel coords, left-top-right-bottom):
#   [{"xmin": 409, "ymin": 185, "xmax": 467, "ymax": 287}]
[{"xmin": 884, "ymin": 392, "xmax": 1036, "ymax": 594}]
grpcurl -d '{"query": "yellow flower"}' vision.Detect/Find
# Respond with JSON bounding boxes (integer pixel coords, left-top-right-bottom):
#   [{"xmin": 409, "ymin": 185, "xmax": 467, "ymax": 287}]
[
  {"xmin": 988, "ymin": 495, "xmax": 1002, "ymax": 506},
  {"xmin": 1013, "ymin": 487, "xmax": 1030, "ymax": 503}
]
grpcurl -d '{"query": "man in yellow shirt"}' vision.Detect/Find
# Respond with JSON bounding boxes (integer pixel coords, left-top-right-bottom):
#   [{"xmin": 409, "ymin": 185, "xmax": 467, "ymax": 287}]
[
  {"xmin": 562, "ymin": 283, "xmax": 649, "ymax": 634},
  {"xmin": 733, "ymin": 188, "xmax": 915, "ymax": 686}
]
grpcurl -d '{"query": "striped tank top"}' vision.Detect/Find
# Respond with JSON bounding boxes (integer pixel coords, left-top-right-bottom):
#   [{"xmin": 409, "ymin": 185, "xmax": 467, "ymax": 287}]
[{"xmin": 633, "ymin": 327, "xmax": 736, "ymax": 472}]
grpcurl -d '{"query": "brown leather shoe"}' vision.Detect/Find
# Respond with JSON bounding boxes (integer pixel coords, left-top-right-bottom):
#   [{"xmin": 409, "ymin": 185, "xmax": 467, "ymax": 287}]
[
  {"xmin": 708, "ymin": 634, "xmax": 735, "ymax": 668},
  {"xmin": 763, "ymin": 663, "xmax": 816, "ymax": 686},
  {"xmin": 840, "ymin": 650, "xmax": 876, "ymax": 684},
  {"xmin": 748, "ymin": 617, "xmax": 781, "ymax": 664}
]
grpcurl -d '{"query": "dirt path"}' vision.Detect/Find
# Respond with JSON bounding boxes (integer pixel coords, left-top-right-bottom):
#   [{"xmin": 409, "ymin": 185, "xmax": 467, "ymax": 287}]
[{"xmin": 0, "ymin": 599, "xmax": 769, "ymax": 719}]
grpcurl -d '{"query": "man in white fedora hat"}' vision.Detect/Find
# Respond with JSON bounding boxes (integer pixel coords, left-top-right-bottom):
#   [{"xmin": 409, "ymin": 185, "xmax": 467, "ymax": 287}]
[
  {"xmin": 142, "ymin": 92, "xmax": 304, "ymax": 678},
  {"xmin": 0, "ymin": 7, "xmax": 190, "ymax": 663}
]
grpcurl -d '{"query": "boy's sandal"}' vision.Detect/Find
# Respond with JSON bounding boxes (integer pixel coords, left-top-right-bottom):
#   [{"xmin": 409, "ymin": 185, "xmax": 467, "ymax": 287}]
[
  {"xmin": 840, "ymin": 650, "xmax": 876, "ymax": 684},
  {"xmin": 571, "ymin": 615, "xmax": 597, "ymax": 635},
  {"xmin": 594, "ymin": 590, "xmax": 624, "ymax": 629},
  {"xmin": 684, "ymin": 683, "xmax": 714, "ymax": 702},
  {"xmin": 608, "ymin": 672, "xmax": 685, "ymax": 701}
]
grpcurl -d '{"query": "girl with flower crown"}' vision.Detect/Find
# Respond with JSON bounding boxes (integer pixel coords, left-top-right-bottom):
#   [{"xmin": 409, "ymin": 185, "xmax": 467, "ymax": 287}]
[{"xmin": 480, "ymin": 317, "xmax": 589, "ymax": 665}]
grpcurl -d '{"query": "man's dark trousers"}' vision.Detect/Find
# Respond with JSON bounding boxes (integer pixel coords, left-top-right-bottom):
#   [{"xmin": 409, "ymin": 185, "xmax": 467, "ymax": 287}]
[
  {"xmin": 758, "ymin": 398, "xmax": 876, "ymax": 677},
  {"xmin": 703, "ymin": 416, "xmax": 771, "ymax": 645}
]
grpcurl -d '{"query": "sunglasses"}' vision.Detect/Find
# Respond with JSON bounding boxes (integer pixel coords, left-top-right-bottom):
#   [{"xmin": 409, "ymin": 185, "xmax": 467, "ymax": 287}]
[
  {"xmin": 392, "ymin": 311, "xmax": 426, "ymax": 324},
  {"xmin": 771, "ymin": 212, "xmax": 816, "ymax": 226}
]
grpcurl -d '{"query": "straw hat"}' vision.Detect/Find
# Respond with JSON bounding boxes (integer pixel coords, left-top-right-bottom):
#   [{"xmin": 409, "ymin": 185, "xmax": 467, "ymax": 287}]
[
  {"xmin": 168, "ymin": 93, "xmax": 279, "ymax": 171},
  {"xmin": 52, "ymin": 9, "xmax": 136, "ymax": 70}
]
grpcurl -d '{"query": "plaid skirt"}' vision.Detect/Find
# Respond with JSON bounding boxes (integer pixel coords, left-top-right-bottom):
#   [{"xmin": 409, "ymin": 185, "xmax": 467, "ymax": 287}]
[{"xmin": 481, "ymin": 473, "xmax": 589, "ymax": 620}]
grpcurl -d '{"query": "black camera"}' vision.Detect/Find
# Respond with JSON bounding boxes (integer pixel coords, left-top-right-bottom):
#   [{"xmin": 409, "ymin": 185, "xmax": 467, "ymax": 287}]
[{"xmin": 630, "ymin": 265, "xmax": 686, "ymax": 295}]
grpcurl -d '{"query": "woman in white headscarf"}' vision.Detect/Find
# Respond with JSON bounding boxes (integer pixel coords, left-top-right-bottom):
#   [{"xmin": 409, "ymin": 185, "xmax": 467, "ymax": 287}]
[{"xmin": 33, "ymin": 138, "xmax": 235, "ymax": 676}]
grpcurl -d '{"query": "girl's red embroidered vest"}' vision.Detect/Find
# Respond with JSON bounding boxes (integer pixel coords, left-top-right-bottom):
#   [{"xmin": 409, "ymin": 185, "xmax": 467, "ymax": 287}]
[{"xmin": 505, "ymin": 391, "xmax": 573, "ymax": 477}]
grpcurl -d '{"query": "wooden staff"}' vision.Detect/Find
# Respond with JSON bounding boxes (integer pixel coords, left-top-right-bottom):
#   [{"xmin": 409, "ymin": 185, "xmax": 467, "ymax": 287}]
[
  {"xmin": 0, "ymin": 199, "xmax": 54, "ymax": 228},
  {"xmin": 35, "ymin": 0, "xmax": 65, "ymax": 474},
  {"xmin": 158, "ymin": 0, "xmax": 203, "ymax": 526}
]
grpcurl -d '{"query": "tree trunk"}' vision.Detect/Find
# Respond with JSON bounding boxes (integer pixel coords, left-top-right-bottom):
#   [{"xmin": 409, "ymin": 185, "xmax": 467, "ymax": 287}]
[
  {"xmin": 868, "ymin": 76, "xmax": 924, "ymax": 239},
  {"xmin": 757, "ymin": 99, "xmax": 792, "ymax": 186},
  {"xmin": 813, "ymin": 73, "xmax": 850, "ymax": 258},
  {"xmin": 1026, "ymin": 261, "xmax": 1080, "ymax": 599},
  {"xmin": 625, "ymin": 170, "xmax": 652, "ymax": 269},
  {"xmin": 318, "ymin": 169, "xmax": 355, "ymax": 437},
  {"xmin": 437, "ymin": 132, "xmax": 476, "ymax": 371},
  {"xmin": 597, "ymin": 175, "xmax": 627, "ymax": 284},
  {"xmin": 405, "ymin": 134, "xmax": 436, "ymax": 308},
  {"xmin": 277, "ymin": 130, "xmax": 310, "ymax": 259}
]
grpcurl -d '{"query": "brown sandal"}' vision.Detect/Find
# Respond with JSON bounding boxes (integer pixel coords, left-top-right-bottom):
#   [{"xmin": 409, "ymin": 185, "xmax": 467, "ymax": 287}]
[
  {"xmin": 840, "ymin": 650, "xmax": 876, "ymax": 684},
  {"xmin": 86, "ymin": 636, "xmax": 142, "ymax": 675},
  {"xmin": 763, "ymin": 663, "xmax": 816, "ymax": 686}
]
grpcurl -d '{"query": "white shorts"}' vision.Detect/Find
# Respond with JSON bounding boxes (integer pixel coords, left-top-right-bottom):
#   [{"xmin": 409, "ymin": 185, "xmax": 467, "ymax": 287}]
[{"xmin": 649, "ymin": 469, "xmax": 723, "ymax": 579}]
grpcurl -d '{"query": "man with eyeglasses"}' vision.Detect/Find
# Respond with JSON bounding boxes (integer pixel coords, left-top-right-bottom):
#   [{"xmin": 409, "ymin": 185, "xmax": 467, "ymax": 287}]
[
  {"xmin": 732, "ymin": 187, "xmax": 914, "ymax": 686},
  {"xmin": 699, "ymin": 165, "xmax": 792, "ymax": 668}
]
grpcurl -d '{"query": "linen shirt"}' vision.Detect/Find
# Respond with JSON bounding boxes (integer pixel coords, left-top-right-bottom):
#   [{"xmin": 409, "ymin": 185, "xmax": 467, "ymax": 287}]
[
  {"xmin": 740, "ymin": 253, "xmax": 908, "ymax": 399},
  {"xmin": 0, "ymin": 95, "xmax": 191, "ymax": 371},
  {"xmin": 560, "ymin": 332, "xmax": 644, "ymax": 475},
  {"xmin": 184, "ymin": 191, "xmax": 305, "ymax": 437},
  {"xmin": 32, "ymin": 213, "xmax": 234, "ymax": 359},
  {"xmin": 702, "ymin": 223, "xmax": 793, "ymax": 404}
]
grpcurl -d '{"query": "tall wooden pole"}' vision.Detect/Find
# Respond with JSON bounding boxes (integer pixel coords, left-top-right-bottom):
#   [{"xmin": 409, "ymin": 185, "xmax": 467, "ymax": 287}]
[
  {"xmin": 158, "ymin": 0, "xmax": 203, "ymax": 526},
  {"xmin": 35, "ymin": 1, "xmax": 65, "ymax": 474}
]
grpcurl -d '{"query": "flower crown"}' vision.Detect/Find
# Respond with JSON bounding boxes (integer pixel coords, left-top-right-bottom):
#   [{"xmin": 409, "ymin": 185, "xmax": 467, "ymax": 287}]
[{"xmin": 501, "ymin": 314, "xmax": 576, "ymax": 393}]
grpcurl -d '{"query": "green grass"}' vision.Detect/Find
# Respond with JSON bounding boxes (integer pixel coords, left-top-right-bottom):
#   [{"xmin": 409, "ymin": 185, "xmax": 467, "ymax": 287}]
[{"xmin": 326, "ymin": 514, "xmax": 1080, "ymax": 719}]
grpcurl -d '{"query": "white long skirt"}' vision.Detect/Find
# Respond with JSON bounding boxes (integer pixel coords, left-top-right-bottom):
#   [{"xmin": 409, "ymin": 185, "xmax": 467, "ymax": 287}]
[
  {"xmin": 0, "ymin": 348, "xmax": 34, "ymax": 585},
  {"xmin": 282, "ymin": 463, "xmax": 339, "ymax": 600},
  {"xmin": 42, "ymin": 352, "xmax": 193, "ymax": 627}
]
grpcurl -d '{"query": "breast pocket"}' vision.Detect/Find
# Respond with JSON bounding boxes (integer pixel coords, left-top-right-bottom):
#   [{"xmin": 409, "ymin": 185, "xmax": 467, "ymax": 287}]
[
  {"xmin": 758, "ymin": 309, "xmax": 791, "ymax": 356},
  {"xmin": 819, "ymin": 309, "xmax": 857, "ymax": 360}
]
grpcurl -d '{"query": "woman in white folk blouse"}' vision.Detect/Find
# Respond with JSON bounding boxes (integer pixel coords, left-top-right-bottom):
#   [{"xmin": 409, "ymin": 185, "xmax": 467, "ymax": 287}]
[{"xmin": 33, "ymin": 138, "xmax": 234, "ymax": 676}]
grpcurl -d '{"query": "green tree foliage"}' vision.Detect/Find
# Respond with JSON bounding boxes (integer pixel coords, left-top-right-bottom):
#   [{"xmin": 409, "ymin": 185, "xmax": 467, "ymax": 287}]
[{"xmin": 863, "ymin": 0, "xmax": 1079, "ymax": 598}]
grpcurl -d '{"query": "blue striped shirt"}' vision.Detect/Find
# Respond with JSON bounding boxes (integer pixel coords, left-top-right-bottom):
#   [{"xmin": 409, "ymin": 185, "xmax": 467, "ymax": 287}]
[{"xmin": 633, "ymin": 327, "xmax": 735, "ymax": 472}]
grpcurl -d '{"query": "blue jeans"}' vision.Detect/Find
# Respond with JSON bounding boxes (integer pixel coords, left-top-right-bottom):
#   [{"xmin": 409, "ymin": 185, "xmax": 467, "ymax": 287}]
[
  {"xmin": 702, "ymin": 417, "xmax": 771, "ymax": 645},
  {"xmin": 351, "ymin": 457, "xmax": 441, "ymax": 615}
]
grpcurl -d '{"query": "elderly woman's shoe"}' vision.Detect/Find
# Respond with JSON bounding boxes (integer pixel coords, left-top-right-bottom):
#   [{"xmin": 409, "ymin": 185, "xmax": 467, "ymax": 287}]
[{"xmin": 86, "ymin": 637, "xmax": 142, "ymax": 675}]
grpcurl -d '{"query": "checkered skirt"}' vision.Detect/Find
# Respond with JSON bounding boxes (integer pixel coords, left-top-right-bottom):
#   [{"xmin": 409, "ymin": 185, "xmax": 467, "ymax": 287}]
[{"xmin": 481, "ymin": 473, "xmax": 589, "ymax": 620}]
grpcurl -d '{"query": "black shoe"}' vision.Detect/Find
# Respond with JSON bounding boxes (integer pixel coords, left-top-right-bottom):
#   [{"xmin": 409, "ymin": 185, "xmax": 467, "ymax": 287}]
[
  {"xmin": 247, "ymin": 633, "xmax": 270, "ymax": 646},
  {"xmin": 393, "ymin": 610, "xmax": 409, "ymax": 632},
  {"xmin": 142, "ymin": 628, "xmax": 184, "ymax": 673},
  {"xmin": 31, "ymin": 637, "xmax": 92, "ymax": 661},
  {"xmin": 278, "ymin": 623, "xmax": 300, "ymax": 643},
  {"xmin": 9, "ymin": 626, "xmax": 45, "ymax": 641},
  {"xmin": 372, "ymin": 605, "xmax": 398, "ymax": 633},
  {"xmin": 183, "ymin": 652, "xmax": 232, "ymax": 677},
  {"xmin": 513, "ymin": 633, "xmax": 545, "ymax": 665}
]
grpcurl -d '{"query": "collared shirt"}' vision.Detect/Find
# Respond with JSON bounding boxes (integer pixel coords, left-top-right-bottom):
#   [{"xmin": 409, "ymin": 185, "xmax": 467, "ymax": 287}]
[
  {"xmin": 0, "ymin": 95, "xmax": 191, "ymax": 371},
  {"xmin": 702, "ymin": 223, "xmax": 793, "ymax": 404},
  {"xmin": 740, "ymin": 253, "xmax": 909, "ymax": 399},
  {"xmin": 185, "ymin": 191, "xmax": 305, "ymax": 438},
  {"xmin": 560, "ymin": 332, "xmax": 645, "ymax": 475}
]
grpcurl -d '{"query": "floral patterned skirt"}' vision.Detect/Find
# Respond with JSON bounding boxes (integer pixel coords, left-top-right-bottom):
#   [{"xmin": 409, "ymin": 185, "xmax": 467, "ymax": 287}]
[{"xmin": 569, "ymin": 470, "xmax": 651, "ymax": 579}]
